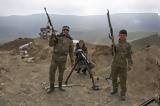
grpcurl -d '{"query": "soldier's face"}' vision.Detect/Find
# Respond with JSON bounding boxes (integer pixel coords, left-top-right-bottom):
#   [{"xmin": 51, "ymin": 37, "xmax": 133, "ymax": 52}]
[
  {"xmin": 119, "ymin": 34, "xmax": 127, "ymax": 41},
  {"xmin": 63, "ymin": 29, "xmax": 69, "ymax": 35},
  {"xmin": 79, "ymin": 42, "xmax": 83, "ymax": 48}
]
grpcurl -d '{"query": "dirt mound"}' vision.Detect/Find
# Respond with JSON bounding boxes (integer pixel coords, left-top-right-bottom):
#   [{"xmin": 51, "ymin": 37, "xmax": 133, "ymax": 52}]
[
  {"xmin": 29, "ymin": 46, "xmax": 52, "ymax": 62},
  {"xmin": 0, "ymin": 37, "xmax": 52, "ymax": 62},
  {"xmin": 128, "ymin": 45, "xmax": 160, "ymax": 97},
  {"xmin": 29, "ymin": 38, "xmax": 53, "ymax": 60},
  {"xmin": 22, "ymin": 38, "xmax": 53, "ymax": 62},
  {"xmin": 92, "ymin": 45, "xmax": 111, "ymax": 57},
  {"xmin": 0, "ymin": 38, "xmax": 33, "ymax": 51},
  {"xmin": 90, "ymin": 45, "xmax": 112, "ymax": 78}
]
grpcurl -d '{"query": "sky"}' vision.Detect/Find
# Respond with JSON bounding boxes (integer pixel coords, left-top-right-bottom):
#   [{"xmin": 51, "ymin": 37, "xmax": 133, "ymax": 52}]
[{"xmin": 0, "ymin": 0, "xmax": 159, "ymax": 16}]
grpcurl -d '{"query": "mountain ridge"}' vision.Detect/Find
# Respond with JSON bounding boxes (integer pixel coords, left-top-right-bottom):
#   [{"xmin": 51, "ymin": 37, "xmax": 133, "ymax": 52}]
[{"xmin": 0, "ymin": 13, "xmax": 159, "ymax": 43}]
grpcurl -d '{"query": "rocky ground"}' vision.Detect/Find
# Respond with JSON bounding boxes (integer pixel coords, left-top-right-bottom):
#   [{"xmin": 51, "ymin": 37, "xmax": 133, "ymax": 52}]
[{"xmin": 0, "ymin": 38, "xmax": 160, "ymax": 106}]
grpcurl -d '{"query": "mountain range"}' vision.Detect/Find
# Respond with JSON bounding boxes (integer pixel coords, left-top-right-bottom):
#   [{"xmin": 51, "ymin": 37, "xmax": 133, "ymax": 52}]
[{"xmin": 0, "ymin": 13, "xmax": 159, "ymax": 43}]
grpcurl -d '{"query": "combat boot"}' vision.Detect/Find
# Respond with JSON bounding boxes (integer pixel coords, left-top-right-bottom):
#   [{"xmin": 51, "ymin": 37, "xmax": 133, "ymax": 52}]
[
  {"xmin": 77, "ymin": 68, "xmax": 81, "ymax": 73},
  {"xmin": 82, "ymin": 68, "xmax": 87, "ymax": 75},
  {"xmin": 110, "ymin": 88, "xmax": 118, "ymax": 95},
  {"xmin": 120, "ymin": 95, "xmax": 126, "ymax": 101},
  {"xmin": 59, "ymin": 82, "xmax": 65, "ymax": 91},
  {"xmin": 47, "ymin": 83, "xmax": 55, "ymax": 94},
  {"xmin": 89, "ymin": 63, "xmax": 94, "ymax": 69}
]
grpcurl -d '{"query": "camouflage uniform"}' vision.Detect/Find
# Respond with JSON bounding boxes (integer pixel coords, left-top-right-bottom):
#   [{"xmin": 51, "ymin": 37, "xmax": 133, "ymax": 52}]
[
  {"xmin": 48, "ymin": 26, "xmax": 74, "ymax": 92},
  {"xmin": 111, "ymin": 40, "xmax": 133, "ymax": 96}
]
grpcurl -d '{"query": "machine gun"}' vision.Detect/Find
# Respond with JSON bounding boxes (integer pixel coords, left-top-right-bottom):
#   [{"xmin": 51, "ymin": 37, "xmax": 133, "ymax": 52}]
[{"xmin": 65, "ymin": 49, "xmax": 100, "ymax": 90}]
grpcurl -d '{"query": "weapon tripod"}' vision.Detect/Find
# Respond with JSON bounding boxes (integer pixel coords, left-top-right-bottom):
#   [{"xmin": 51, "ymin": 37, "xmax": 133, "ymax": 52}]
[{"xmin": 65, "ymin": 49, "xmax": 100, "ymax": 90}]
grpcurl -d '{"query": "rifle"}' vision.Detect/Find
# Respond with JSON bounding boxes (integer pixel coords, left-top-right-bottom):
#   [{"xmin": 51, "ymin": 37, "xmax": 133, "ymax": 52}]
[
  {"xmin": 107, "ymin": 9, "xmax": 115, "ymax": 56},
  {"xmin": 139, "ymin": 97, "xmax": 160, "ymax": 106},
  {"xmin": 105, "ymin": 10, "xmax": 115, "ymax": 81},
  {"xmin": 44, "ymin": 8, "xmax": 56, "ymax": 38}
]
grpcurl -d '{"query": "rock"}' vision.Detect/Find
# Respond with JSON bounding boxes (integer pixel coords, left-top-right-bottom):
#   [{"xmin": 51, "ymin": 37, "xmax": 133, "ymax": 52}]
[
  {"xmin": 19, "ymin": 42, "xmax": 33, "ymax": 50},
  {"xmin": 27, "ymin": 57, "xmax": 34, "ymax": 63},
  {"xmin": 20, "ymin": 50, "xmax": 29, "ymax": 59},
  {"xmin": 23, "ymin": 57, "xmax": 35, "ymax": 63}
]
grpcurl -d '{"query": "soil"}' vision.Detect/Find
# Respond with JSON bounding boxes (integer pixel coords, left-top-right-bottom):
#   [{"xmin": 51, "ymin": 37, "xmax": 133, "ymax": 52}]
[{"xmin": 0, "ymin": 38, "xmax": 159, "ymax": 106}]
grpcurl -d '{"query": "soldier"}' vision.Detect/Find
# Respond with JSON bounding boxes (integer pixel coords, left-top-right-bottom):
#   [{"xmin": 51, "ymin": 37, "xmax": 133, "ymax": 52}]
[
  {"xmin": 75, "ymin": 40, "xmax": 88, "ymax": 75},
  {"xmin": 110, "ymin": 29, "xmax": 133, "ymax": 101},
  {"xmin": 47, "ymin": 25, "xmax": 74, "ymax": 93}
]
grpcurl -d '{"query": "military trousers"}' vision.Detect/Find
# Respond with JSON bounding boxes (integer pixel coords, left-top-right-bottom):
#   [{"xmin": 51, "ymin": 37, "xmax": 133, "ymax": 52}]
[
  {"xmin": 49, "ymin": 59, "xmax": 66, "ymax": 84},
  {"xmin": 111, "ymin": 65, "xmax": 127, "ymax": 96}
]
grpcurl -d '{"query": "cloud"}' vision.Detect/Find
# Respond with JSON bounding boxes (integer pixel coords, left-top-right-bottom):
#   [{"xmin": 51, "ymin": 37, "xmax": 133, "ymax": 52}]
[{"xmin": 0, "ymin": 0, "xmax": 159, "ymax": 16}]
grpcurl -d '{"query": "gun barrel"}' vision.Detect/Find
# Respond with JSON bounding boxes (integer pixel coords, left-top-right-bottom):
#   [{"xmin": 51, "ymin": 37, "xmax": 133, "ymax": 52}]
[
  {"xmin": 44, "ymin": 7, "xmax": 56, "ymax": 37},
  {"xmin": 44, "ymin": 8, "xmax": 53, "ymax": 27},
  {"xmin": 107, "ymin": 9, "xmax": 112, "ymax": 33},
  {"xmin": 139, "ymin": 97, "xmax": 155, "ymax": 106},
  {"xmin": 107, "ymin": 9, "xmax": 115, "ymax": 56}
]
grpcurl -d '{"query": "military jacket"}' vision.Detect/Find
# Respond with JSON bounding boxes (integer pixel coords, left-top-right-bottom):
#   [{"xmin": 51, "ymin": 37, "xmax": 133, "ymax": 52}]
[
  {"xmin": 112, "ymin": 40, "xmax": 133, "ymax": 67},
  {"xmin": 49, "ymin": 33, "xmax": 74, "ymax": 64}
]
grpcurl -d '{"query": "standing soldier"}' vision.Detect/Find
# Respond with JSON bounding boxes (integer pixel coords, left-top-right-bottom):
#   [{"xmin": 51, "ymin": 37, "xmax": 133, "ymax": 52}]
[
  {"xmin": 110, "ymin": 29, "xmax": 133, "ymax": 101},
  {"xmin": 47, "ymin": 26, "xmax": 74, "ymax": 93}
]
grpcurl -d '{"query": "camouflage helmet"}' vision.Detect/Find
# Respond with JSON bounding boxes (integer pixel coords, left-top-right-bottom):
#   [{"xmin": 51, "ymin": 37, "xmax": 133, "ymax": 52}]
[{"xmin": 62, "ymin": 25, "xmax": 70, "ymax": 31}]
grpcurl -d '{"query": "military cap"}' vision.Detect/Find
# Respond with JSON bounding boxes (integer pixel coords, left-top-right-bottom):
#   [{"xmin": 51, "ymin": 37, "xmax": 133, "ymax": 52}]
[
  {"xmin": 62, "ymin": 26, "xmax": 70, "ymax": 31},
  {"xmin": 119, "ymin": 29, "xmax": 127, "ymax": 35}
]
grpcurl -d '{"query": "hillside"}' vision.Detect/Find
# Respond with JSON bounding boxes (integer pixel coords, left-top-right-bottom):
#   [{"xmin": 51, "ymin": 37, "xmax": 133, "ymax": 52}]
[
  {"xmin": 131, "ymin": 34, "xmax": 160, "ymax": 51},
  {"xmin": 0, "ymin": 38, "xmax": 160, "ymax": 106}
]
